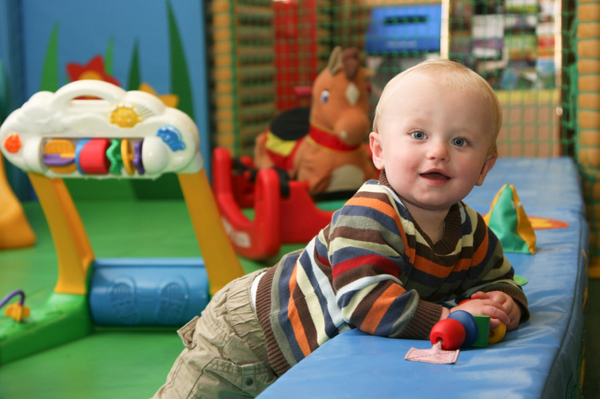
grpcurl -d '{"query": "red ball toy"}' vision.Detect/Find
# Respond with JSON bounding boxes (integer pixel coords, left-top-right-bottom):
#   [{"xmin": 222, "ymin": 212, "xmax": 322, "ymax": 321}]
[{"xmin": 430, "ymin": 318, "xmax": 466, "ymax": 350}]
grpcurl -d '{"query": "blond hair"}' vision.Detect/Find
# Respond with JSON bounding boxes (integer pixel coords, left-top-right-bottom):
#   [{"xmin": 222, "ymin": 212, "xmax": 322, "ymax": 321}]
[{"xmin": 372, "ymin": 59, "xmax": 502, "ymax": 155}]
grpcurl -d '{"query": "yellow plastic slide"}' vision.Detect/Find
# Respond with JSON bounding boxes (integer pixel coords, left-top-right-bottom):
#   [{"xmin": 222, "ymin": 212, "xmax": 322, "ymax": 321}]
[{"xmin": 0, "ymin": 153, "xmax": 35, "ymax": 249}]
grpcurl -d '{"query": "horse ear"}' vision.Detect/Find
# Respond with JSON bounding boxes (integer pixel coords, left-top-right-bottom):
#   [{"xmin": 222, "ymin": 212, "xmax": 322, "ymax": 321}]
[
  {"xmin": 327, "ymin": 46, "xmax": 342, "ymax": 75},
  {"xmin": 342, "ymin": 48, "xmax": 361, "ymax": 80}
]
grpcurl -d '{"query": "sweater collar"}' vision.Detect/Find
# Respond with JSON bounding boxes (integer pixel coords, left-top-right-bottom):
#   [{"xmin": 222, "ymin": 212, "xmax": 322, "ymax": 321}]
[{"xmin": 378, "ymin": 169, "xmax": 461, "ymax": 255}]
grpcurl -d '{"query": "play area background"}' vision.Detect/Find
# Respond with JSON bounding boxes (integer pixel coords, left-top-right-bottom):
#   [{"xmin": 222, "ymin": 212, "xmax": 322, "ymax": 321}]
[
  {"xmin": 5, "ymin": 0, "xmax": 600, "ymax": 262},
  {"xmin": 1, "ymin": 0, "xmax": 600, "ymax": 397}
]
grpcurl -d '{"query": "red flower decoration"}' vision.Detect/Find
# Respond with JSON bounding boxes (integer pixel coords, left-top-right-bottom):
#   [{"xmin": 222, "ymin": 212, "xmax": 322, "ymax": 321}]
[{"xmin": 66, "ymin": 55, "xmax": 120, "ymax": 86}]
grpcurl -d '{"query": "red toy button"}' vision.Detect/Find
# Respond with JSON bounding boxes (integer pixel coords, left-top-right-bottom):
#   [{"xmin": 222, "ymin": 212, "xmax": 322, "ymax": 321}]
[
  {"xmin": 3, "ymin": 133, "xmax": 22, "ymax": 153},
  {"xmin": 78, "ymin": 139, "xmax": 111, "ymax": 175}
]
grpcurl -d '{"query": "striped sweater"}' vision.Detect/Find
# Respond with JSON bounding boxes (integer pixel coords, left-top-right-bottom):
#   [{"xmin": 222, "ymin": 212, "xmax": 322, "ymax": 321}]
[{"xmin": 255, "ymin": 174, "xmax": 530, "ymax": 376}]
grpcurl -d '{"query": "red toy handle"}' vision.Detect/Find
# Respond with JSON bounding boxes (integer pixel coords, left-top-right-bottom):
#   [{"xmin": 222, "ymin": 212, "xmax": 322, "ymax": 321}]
[{"xmin": 212, "ymin": 147, "xmax": 282, "ymax": 259}]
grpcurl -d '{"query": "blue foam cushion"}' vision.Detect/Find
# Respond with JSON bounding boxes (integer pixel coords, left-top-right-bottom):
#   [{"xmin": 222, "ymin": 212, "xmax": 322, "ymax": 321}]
[
  {"xmin": 258, "ymin": 158, "xmax": 587, "ymax": 398},
  {"xmin": 89, "ymin": 258, "xmax": 209, "ymax": 326}
]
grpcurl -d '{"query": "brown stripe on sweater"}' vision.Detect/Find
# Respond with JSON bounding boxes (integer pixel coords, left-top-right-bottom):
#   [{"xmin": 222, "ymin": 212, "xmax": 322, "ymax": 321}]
[
  {"xmin": 471, "ymin": 213, "xmax": 489, "ymax": 250},
  {"xmin": 346, "ymin": 280, "xmax": 392, "ymax": 329},
  {"xmin": 333, "ymin": 262, "xmax": 403, "ymax": 290},
  {"xmin": 360, "ymin": 283, "xmax": 408, "ymax": 334},
  {"xmin": 413, "ymin": 240, "xmax": 462, "ymax": 266},
  {"xmin": 255, "ymin": 265, "xmax": 292, "ymax": 376},
  {"xmin": 290, "ymin": 278, "xmax": 320, "ymax": 352},
  {"xmin": 353, "ymin": 189, "xmax": 393, "ymax": 200},
  {"xmin": 398, "ymin": 300, "xmax": 443, "ymax": 339},
  {"xmin": 329, "ymin": 225, "xmax": 390, "ymax": 246},
  {"xmin": 321, "ymin": 223, "xmax": 331, "ymax": 239}
]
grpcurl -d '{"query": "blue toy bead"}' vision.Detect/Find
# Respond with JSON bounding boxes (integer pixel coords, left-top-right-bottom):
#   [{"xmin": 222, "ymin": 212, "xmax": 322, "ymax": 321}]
[{"xmin": 448, "ymin": 310, "xmax": 479, "ymax": 348}]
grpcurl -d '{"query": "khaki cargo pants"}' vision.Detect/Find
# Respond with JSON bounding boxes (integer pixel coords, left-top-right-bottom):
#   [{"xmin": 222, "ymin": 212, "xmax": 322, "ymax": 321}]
[{"xmin": 153, "ymin": 270, "xmax": 277, "ymax": 398}]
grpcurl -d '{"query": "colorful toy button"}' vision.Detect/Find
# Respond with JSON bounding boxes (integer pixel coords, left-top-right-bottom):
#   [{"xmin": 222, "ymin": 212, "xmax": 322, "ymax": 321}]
[
  {"xmin": 75, "ymin": 139, "xmax": 91, "ymax": 174},
  {"xmin": 109, "ymin": 102, "xmax": 142, "ymax": 128},
  {"xmin": 3, "ymin": 133, "xmax": 22, "ymax": 153},
  {"xmin": 107, "ymin": 139, "xmax": 124, "ymax": 175},
  {"xmin": 133, "ymin": 140, "xmax": 145, "ymax": 175},
  {"xmin": 43, "ymin": 139, "xmax": 76, "ymax": 174},
  {"xmin": 121, "ymin": 139, "xmax": 135, "ymax": 175},
  {"xmin": 77, "ymin": 138, "xmax": 111, "ymax": 175},
  {"xmin": 157, "ymin": 126, "xmax": 185, "ymax": 151}
]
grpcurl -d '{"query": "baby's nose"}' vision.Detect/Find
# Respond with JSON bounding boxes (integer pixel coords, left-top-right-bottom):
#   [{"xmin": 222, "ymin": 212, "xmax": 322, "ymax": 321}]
[{"xmin": 426, "ymin": 141, "xmax": 449, "ymax": 160}]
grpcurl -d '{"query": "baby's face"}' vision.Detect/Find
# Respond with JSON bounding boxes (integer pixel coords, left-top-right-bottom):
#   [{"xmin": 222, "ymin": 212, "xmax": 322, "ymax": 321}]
[{"xmin": 370, "ymin": 72, "xmax": 496, "ymax": 215}]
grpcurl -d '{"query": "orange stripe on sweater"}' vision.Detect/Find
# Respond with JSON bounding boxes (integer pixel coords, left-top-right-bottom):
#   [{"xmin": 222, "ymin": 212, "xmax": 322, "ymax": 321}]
[
  {"xmin": 360, "ymin": 284, "xmax": 406, "ymax": 334},
  {"xmin": 287, "ymin": 263, "xmax": 311, "ymax": 357},
  {"xmin": 345, "ymin": 197, "xmax": 398, "ymax": 219},
  {"xmin": 411, "ymin": 255, "xmax": 454, "ymax": 278},
  {"xmin": 472, "ymin": 231, "xmax": 489, "ymax": 265},
  {"xmin": 413, "ymin": 252, "xmax": 474, "ymax": 277}
]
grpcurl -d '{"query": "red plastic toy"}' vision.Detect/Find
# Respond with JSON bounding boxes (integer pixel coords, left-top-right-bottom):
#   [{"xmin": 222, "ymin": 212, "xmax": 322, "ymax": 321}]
[
  {"xmin": 430, "ymin": 318, "xmax": 467, "ymax": 351},
  {"xmin": 212, "ymin": 147, "xmax": 334, "ymax": 260}
]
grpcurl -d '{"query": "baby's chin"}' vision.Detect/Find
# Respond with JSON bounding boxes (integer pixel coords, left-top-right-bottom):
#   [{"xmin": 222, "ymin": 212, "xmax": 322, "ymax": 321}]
[{"xmin": 400, "ymin": 196, "xmax": 456, "ymax": 215}]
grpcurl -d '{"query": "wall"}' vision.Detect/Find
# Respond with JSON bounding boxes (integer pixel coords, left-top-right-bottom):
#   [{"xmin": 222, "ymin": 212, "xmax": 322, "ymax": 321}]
[{"xmin": 0, "ymin": 0, "xmax": 211, "ymax": 200}]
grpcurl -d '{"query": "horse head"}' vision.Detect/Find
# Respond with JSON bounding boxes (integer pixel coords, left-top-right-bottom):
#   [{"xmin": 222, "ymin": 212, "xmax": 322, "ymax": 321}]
[
  {"xmin": 252, "ymin": 46, "xmax": 377, "ymax": 196},
  {"xmin": 310, "ymin": 47, "xmax": 371, "ymax": 147}
]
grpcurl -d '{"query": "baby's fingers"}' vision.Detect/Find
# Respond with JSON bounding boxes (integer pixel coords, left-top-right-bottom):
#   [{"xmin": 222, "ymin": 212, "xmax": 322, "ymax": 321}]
[
  {"xmin": 489, "ymin": 317, "xmax": 504, "ymax": 329},
  {"xmin": 469, "ymin": 291, "xmax": 490, "ymax": 300},
  {"xmin": 481, "ymin": 304, "xmax": 510, "ymax": 327}
]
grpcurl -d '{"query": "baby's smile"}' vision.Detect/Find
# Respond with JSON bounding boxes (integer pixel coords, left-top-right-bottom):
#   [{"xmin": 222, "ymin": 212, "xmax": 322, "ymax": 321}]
[{"xmin": 420, "ymin": 170, "xmax": 450, "ymax": 181}]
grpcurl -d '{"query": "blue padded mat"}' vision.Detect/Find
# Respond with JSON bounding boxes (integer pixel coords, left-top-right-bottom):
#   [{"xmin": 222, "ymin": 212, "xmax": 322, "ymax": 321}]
[{"xmin": 259, "ymin": 157, "xmax": 588, "ymax": 399}]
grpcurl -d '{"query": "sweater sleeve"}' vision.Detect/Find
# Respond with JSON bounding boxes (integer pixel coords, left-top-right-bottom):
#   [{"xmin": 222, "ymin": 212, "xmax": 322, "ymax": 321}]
[
  {"xmin": 324, "ymin": 184, "xmax": 441, "ymax": 339},
  {"xmin": 459, "ymin": 211, "xmax": 530, "ymax": 322}
]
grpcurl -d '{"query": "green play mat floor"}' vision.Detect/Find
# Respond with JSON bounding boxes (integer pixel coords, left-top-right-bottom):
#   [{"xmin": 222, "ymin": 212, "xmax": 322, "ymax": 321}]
[{"xmin": 0, "ymin": 199, "xmax": 310, "ymax": 398}]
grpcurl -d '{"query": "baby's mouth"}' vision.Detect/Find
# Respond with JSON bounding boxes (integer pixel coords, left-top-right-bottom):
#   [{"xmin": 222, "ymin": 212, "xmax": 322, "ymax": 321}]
[{"xmin": 420, "ymin": 172, "xmax": 450, "ymax": 180}]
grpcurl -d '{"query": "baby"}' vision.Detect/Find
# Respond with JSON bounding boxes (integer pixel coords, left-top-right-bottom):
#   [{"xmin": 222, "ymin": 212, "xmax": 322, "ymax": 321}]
[{"xmin": 153, "ymin": 59, "xmax": 529, "ymax": 398}]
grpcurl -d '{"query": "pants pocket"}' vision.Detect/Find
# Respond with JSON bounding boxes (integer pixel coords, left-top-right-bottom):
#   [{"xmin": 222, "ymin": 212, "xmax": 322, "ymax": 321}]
[
  {"xmin": 205, "ymin": 358, "xmax": 277, "ymax": 397},
  {"xmin": 178, "ymin": 316, "xmax": 200, "ymax": 349}
]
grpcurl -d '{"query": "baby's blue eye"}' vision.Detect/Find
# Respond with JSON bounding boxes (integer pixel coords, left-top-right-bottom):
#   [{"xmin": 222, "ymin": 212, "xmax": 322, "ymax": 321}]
[
  {"xmin": 452, "ymin": 137, "xmax": 468, "ymax": 147},
  {"xmin": 411, "ymin": 131, "xmax": 426, "ymax": 140},
  {"xmin": 321, "ymin": 90, "xmax": 330, "ymax": 104}
]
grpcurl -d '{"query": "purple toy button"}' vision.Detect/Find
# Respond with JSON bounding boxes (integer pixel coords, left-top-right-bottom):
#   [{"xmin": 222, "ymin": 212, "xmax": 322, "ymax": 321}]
[
  {"xmin": 43, "ymin": 153, "xmax": 75, "ymax": 167},
  {"xmin": 133, "ymin": 140, "xmax": 145, "ymax": 175}
]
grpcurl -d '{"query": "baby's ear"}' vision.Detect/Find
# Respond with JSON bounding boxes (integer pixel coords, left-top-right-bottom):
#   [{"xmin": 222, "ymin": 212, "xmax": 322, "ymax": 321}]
[
  {"xmin": 369, "ymin": 132, "xmax": 385, "ymax": 170},
  {"xmin": 476, "ymin": 154, "xmax": 497, "ymax": 186}
]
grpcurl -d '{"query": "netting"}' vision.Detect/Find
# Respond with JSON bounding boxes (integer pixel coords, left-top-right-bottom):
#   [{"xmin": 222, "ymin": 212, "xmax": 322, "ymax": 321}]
[
  {"xmin": 577, "ymin": 0, "xmax": 600, "ymax": 268},
  {"xmin": 208, "ymin": 0, "xmax": 600, "ymax": 263}
]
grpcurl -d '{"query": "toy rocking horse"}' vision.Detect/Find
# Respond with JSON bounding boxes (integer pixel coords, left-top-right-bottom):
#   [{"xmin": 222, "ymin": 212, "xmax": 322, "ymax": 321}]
[
  {"xmin": 253, "ymin": 46, "xmax": 378, "ymax": 196},
  {"xmin": 212, "ymin": 46, "xmax": 378, "ymax": 260}
]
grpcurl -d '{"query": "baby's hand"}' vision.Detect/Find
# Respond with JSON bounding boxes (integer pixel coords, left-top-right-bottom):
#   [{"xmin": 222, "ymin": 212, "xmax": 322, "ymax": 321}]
[
  {"xmin": 469, "ymin": 291, "xmax": 521, "ymax": 331},
  {"xmin": 450, "ymin": 294, "xmax": 510, "ymax": 329}
]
